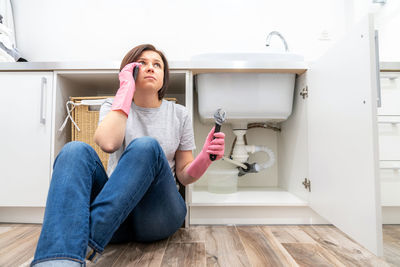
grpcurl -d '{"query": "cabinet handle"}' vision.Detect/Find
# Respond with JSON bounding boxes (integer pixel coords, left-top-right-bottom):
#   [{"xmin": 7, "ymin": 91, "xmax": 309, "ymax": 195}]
[
  {"xmin": 378, "ymin": 121, "xmax": 400, "ymax": 124},
  {"xmin": 375, "ymin": 30, "xmax": 382, "ymax": 108},
  {"xmin": 377, "ymin": 115, "xmax": 400, "ymax": 124},
  {"xmin": 381, "ymin": 75, "xmax": 399, "ymax": 81},
  {"xmin": 380, "ymin": 160, "xmax": 400, "ymax": 170},
  {"xmin": 380, "ymin": 166, "xmax": 400, "ymax": 170},
  {"xmin": 40, "ymin": 77, "xmax": 47, "ymax": 124}
]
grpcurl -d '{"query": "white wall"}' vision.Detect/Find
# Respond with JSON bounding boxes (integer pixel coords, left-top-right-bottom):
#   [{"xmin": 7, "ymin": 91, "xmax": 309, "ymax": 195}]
[
  {"xmin": 352, "ymin": 0, "xmax": 400, "ymax": 62},
  {"xmin": 374, "ymin": 1, "xmax": 400, "ymax": 62},
  {"xmin": 11, "ymin": 0, "xmax": 347, "ymax": 62}
]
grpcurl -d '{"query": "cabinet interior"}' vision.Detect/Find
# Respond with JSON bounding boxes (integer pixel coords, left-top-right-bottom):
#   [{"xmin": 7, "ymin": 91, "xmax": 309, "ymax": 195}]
[
  {"xmin": 191, "ymin": 72, "xmax": 311, "ymax": 206},
  {"xmin": 53, "ymin": 70, "xmax": 187, "ymax": 161}
]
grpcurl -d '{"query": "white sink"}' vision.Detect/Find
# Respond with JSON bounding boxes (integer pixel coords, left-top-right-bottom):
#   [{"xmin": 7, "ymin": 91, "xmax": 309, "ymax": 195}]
[{"xmin": 193, "ymin": 52, "xmax": 304, "ymax": 128}]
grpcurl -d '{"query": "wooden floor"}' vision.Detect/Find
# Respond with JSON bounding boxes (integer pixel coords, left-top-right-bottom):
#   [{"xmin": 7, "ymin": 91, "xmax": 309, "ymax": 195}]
[{"xmin": 0, "ymin": 224, "xmax": 398, "ymax": 266}]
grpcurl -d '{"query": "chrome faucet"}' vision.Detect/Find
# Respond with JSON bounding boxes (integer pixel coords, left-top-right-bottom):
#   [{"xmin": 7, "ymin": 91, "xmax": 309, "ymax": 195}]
[{"xmin": 266, "ymin": 31, "xmax": 289, "ymax": 52}]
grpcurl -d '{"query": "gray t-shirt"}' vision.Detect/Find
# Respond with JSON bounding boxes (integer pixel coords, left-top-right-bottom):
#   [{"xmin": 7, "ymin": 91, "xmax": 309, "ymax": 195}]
[{"xmin": 98, "ymin": 98, "xmax": 196, "ymax": 178}]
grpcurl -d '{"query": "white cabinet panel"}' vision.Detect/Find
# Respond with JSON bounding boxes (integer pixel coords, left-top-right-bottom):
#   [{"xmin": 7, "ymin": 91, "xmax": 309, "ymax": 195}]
[
  {"xmin": 0, "ymin": 72, "xmax": 53, "ymax": 206},
  {"xmin": 307, "ymin": 15, "xmax": 382, "ymax": 256},
  {"xmin": 378, "ymin": 72, "xmax": 400, "ymax": 115},
  {"xmin": 378, "ymin": 123, "xmax": 400, "ymax": 160},
  {"xmin": 380, "ymin": 166, "xmax": 400, "ymax": 206}
]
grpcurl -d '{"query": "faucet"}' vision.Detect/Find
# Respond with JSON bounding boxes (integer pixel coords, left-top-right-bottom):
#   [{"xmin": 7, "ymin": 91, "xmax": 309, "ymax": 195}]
[{"xmin": 266, "ymin": 31, "xmax": 289, "ymax": 52}]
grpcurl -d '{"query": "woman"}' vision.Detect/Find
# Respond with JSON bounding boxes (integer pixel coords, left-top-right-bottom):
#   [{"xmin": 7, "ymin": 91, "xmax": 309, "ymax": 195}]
[{"xmin": 31, "ymin": 44, "xmax": 225, "ymax": 266}]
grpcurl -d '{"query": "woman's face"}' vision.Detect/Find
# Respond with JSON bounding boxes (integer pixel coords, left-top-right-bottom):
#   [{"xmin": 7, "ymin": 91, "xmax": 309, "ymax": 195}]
[{"xmin": 135, "ymin": 50, "xmax": 164, "ymax": 94}]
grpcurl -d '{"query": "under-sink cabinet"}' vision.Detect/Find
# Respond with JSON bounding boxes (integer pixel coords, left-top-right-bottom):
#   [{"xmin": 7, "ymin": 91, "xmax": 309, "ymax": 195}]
[{"xmin": 190, "ymin": 15, "xmax": 382, "ymax": 256}]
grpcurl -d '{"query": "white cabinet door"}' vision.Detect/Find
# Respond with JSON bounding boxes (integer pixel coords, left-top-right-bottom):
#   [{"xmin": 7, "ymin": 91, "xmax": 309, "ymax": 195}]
[
  {"xmin": 307, "ymin": 15, "xmax": 383, "ymax": 256},
  {"xmin": 0, "ymin": 72, "xmax": 53, "ymax": 207}
]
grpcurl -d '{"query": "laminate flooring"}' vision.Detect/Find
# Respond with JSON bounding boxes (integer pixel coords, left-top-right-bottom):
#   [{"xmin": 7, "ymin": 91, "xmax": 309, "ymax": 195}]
[{"xmin": 0, "ymin": 223, "xmax": 398, "ymax": 266}]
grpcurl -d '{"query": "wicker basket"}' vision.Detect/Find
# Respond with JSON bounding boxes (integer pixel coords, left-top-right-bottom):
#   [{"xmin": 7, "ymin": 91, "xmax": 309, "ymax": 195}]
[
  {"xmin": 69, "ymin": 96, "xmax": 178, "ymax": 171},
  {"xmin": 70, "ymin": 96, "xmax": 110, "ymax": 170}
]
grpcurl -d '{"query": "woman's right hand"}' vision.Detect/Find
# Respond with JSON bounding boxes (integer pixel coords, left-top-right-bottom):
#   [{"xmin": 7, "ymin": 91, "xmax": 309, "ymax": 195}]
[
  {"xmin": 119, "ymin": 62, "xmax": 140, "ymax": 84},
  {"xmin": 111, "ymin": 62, "xmax": 142, "ymax": 117},
  {"xmin": 95, "ymin": 62, "xmax": 141, "ymax": 153}
]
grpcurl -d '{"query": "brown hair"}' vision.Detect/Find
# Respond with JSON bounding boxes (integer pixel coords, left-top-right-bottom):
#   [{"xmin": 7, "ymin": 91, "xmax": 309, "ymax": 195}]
[{"xmin": 120, "ymin": 44, "xmax": 169, "ymax": 100}]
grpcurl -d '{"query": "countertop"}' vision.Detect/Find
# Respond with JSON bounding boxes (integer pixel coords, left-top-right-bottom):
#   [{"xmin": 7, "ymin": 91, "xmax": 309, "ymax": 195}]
[
  {"xmin": 0, "ymin": 60, "xmax": 308, "ymax": 74},
  {"xmin": 0, "ymin": 61, "xmax": 398, "ymax": 73}
]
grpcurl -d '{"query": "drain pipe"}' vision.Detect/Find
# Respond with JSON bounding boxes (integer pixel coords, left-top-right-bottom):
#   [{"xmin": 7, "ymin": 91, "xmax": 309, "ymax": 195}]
[
  {"xmin": 248, "ymin": 145, "xmax": 275, "ymax": 169},
  {"xmin": 237, "ymin": 145, "xmax": 275, "ymax": 176}
]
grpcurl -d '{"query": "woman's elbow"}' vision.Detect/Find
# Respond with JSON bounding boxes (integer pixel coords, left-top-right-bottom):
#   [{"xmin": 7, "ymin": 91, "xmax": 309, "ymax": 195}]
[
  {"xmin": 94, "ymin": 134, "xmax": 120, "ymax": 153},
  {"xmin": 176, "ymin": 171, "xmax": 194, "ymax": 187},
  {"xmin": 100, "ymin": 143, "xmax": 119, "ymax": 154}
]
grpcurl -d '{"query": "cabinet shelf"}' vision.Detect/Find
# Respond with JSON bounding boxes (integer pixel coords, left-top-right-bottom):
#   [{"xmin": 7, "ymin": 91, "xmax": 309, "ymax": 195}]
[{"xmin": 191, "ymin": 187, "xmax": 308, "ymax": 207}]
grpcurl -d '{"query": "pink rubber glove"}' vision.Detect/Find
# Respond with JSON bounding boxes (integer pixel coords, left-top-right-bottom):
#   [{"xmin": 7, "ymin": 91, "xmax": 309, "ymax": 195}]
[
  {"xmin": 187, "ymin": 127, "xmax": 225, "ymax": 179},
  {"xmin": 111, "ymin": 62, "xmax": 141, "ymax": 116}
]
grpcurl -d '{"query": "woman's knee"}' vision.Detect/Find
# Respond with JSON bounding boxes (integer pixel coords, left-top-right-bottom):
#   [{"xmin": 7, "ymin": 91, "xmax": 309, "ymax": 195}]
[
  {"xmin": 54, "ymin": 141, "xmax": 97, "ymax": 167},
  {"xmin": 51, "ymin": 141, "xmax": 103, "ymax": 187},
  {"xmin": 133, "ymin": 203, "xmax": 187, "ymax": 242},
  {"xmin": 125, "ymin": 137, "xmax": 161, "ymax": 155},
  {"xmin": 158, "ymin": 206, "xmax": 187, "ymax": 240},
  {"xmin": 61, "ymin": 141, "xmax": 94, "ymax": 155}
]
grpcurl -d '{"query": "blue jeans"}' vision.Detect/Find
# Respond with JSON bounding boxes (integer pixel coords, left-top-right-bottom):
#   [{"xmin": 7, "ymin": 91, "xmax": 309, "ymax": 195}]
[{"xmin": 31, "ymin": 137, "xmax": 187, "ymax": 266}]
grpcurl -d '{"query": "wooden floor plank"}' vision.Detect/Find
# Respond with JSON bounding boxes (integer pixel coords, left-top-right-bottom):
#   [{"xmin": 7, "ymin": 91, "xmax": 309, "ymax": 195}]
[
  {"xmin": 383, "ymin": 225, "xmax": 400, "ymax": 243},
  {"xmin": 87, "ymin": 243, "xmax": 129, "ymax": 267},
  {"xmin": 113, "ymin": 239, "xmax": 169, "ymax": 267},
  {"xmin": 161, "ymin": 242, "xmax": 206, "ymax": 267},
  {"xmin": 204, "ymin": 226, "xmax": 251, "ymax": 267},
  {"xmin": 301, "ymin": 225, "xmax": 388, "ymax": 267},
  {"xmin": 237, "ymin": 226, "xmax": 298, "ymax": 267},
  {"xmin": 283, "ymin": 243, "xmax": 345, "ymax": 267},
  {"xmin": 0, "ymin": 225, "xmax": 41, "ymax": 266},
  {"xmin": 383, "ymin": 241, "xmax": 400, "ymax": 267},
  {"xmin": 169, "ymin": 226, "xmax": 206, "ymax": 243},
  {"xmin": 0, "ymin": 225, "xmax": 39, "ymax": 251},
  {"xmin": 268, "ymin": 225, "xmax": 317, "ymax": 244},
  {"xmin": 382, "ymin": 226, "xmax": 400, "ymax": 267},
  {"xmin": 267, "ymin": 225, "xmax": 345, "ymax": 266},
  {"xmin": 0, "ymin": 223, "xmax": 20, "ymax": 235},
  {"xmin": 258, "ymin": 226, "xmax": 301, "ymax": 266},
  {"xmin": 0, "ymin": 223, "xmax": 396, "ymax": 266}
]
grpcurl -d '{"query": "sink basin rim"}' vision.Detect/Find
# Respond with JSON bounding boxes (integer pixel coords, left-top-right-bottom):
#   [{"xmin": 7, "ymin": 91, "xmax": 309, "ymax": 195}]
[{"xmin": 190, "ymin": 52, "xmax": 304, "ymax": 62}]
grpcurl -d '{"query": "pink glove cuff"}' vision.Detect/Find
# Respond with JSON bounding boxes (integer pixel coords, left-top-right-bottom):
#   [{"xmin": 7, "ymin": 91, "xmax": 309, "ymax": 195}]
[
  {"xmin": 186, "ymin": 126, "xmax": 225, "ymax": 179},
  {"xmin": 186, "ymin": 151, "xmax": 212, "ymax": 179},
  {"xmin": 111, "ymin": 62, "xmax": 140, "ymax": 116},
  {"xmin": 111, "ymin": 80, "xmax": 135, "ymax": 116}
]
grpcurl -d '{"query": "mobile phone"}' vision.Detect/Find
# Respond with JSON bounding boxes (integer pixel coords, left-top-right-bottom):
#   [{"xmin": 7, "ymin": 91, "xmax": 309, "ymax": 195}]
[{"xmin": 133, "ymin": 65, "xmax": 139, "ymax": 81}]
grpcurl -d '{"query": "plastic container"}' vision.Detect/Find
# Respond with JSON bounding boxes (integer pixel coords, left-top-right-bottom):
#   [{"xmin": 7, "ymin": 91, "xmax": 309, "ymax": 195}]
[{"xmin": 207, "ymin": 169, "xmax": 239, "ymax": 194}]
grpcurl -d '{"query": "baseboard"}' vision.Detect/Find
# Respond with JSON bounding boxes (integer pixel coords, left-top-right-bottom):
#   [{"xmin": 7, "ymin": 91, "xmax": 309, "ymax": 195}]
[
  {"xmin": 189, "ymin": 205, "xmax": 329, "ymax": 225},
  {"xmin": 0, "ymin": 205, "xmax": 332, "ymax": 225},
  {"xmin": 0, "ymin": 207, "xmax": 45, "ymax": 223},
  {"xmin": 382, "ymin": 206, "xmax": 400, "ymax": 224}
]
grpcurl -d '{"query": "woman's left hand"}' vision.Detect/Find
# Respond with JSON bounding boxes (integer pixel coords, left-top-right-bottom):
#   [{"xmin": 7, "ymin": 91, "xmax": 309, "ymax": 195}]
[{"xmin": 204, "ymin": 127, "xmax": 225, "ymax": 161}]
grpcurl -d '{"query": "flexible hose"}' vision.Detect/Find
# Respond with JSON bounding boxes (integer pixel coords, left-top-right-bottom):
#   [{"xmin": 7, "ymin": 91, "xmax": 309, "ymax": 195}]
[
  {"xmin": 244, "ymin": 145, "xmax": 275, "ymax": 171},
  {"xmin": 254, "ymin": 145, "xmax": 275, "ymax": 170},
  {"xmin": 222, "ymin": 156, "xmax": 248, "ymax": 169}
]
